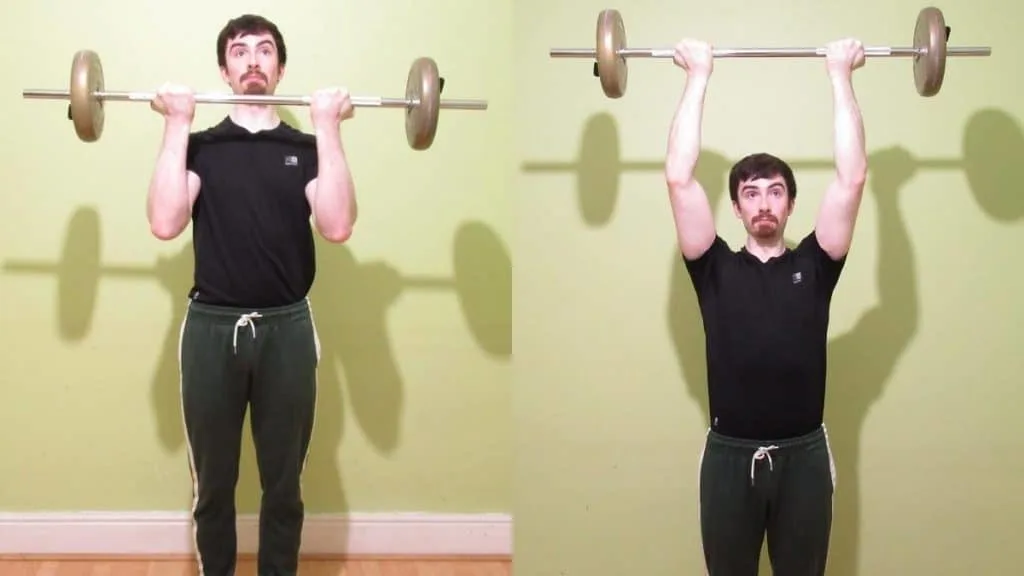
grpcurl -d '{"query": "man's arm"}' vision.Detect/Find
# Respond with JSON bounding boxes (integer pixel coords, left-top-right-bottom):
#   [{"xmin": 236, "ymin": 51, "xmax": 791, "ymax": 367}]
[
  {"xmin": 666, "ymin": 40, "xmax": 716, "ymax": 261},
  {"xmin": 306, "ymin": 87, "xmax": 357, "ymax": 244},
  {"xmin": 305, "ymin": 121, "xmax": 357, "ymax": 244},
  {"xmin": 815, "ymin": 40, "xmax": 868, "ymax": 261},
  {"xmin": 147, "ymin": 118, "xmax": 200, "ymax": 240}
]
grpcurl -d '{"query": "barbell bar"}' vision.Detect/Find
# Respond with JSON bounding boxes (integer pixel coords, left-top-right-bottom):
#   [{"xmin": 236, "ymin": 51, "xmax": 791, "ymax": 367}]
[
  {"xmin": 22, "ymin": 50, "xmax": 489, "ymax": 150},
  {"xmin": 549, "ymin": 6, "xmax": 992, "ymax": 98},
  {"xmin": 2, "ymin": 209, "xmax": 511, "ymax": 357}
]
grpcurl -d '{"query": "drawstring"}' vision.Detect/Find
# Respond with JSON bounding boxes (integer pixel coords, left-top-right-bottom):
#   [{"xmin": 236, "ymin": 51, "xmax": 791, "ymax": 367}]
[
  {"xmin": 750, "ymin": 445, "xmax": 778, "ymax": 485},
  {"xmin": 232, "ymin": 312, "xmax": 263, "ymax": 353}
]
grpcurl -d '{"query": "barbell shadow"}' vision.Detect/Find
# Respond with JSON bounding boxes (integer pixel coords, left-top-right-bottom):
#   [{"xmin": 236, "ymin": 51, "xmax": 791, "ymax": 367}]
[
  {"xmin": 0, "ymin": 207, "xmax": 510, "ymax": 555},
  {"xmin": 667, "ymin": 145, "xmax": 923, "ymax": 575},
  {"xmin": 521, "ymin": 107, "xmax": 1024, "ymax": 227}
]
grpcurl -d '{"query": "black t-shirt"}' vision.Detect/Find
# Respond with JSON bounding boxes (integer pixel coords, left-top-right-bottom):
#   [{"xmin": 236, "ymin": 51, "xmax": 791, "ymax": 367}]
[
  {"xmin": 683, "ymin": 230, "xmax": 846, "ymax": 440},
  {"xmin": 185, "ymin": 116, "xmax": 318, "ymax": 308}
]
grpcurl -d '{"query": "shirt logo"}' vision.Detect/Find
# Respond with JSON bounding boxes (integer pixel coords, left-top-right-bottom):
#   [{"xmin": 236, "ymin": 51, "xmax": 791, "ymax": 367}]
[
  {"xmin": 284, "ymin": 155, "xmax": 298, "ymax": 166},
  {"xmin": 792, "ymin": 272, "xmax": 803, "ymax": 284}
]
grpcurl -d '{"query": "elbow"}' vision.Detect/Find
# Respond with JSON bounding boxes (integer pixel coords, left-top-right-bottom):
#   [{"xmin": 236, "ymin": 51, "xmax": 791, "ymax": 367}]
[
  {"xmin": 840, "ymin": 167, "xmax": 868, "ymax": 190},
  {"xmin": 666, "ymin": 173, "xmax": 695, "ymax": 196},
  {"xmin": 839, "ymin": 152, "xmax": 868, "ymax": 188},
  {"xmin": 148, "ymin": 212, "xmax": 186, "ymax": 241},
  {"xmin": 320, "ymin": 223, "xmax": 353, "ymax": 244},
  {"xmin": 149, "ymin": 220, "xmax": 183, "ymax": 241},
  {"xmin": 665, "ymin": 164, "xmax": 695, "ymax": 191}
]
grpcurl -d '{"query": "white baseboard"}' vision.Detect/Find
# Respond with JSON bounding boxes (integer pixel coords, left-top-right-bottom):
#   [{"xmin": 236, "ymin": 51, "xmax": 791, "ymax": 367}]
[{"xmin": 0, "ymin": 511, "xmax": 512, "ymax": 557}]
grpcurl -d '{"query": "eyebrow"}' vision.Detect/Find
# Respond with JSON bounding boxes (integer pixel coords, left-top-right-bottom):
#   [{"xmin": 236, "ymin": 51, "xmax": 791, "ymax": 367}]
[
  {"xmin": 229, "ymin": 39, "xmax": 275, "ymax": 51},
  {"xmin": 741, "ymin": 182, "xmax": 784, "ymax": 190}
]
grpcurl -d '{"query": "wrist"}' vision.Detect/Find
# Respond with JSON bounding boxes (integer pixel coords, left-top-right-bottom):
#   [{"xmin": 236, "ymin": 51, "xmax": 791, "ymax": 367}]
[
  {"xmin": 829, "ymin": 72, "xmax": 853, "ymax": 87},
  {"xmin": 313, "ymin": 120, "xmax": 340, "ymax": 138},
  {"xmin": 686, "ymin": 73, "xmax": 711, "ymax": 88},
  {"xmin": 162, "ymin": 118, "xmax": 192, "ymax": 144}
]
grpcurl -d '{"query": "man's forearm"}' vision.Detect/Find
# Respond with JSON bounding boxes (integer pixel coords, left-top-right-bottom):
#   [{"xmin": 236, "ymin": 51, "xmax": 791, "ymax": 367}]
[
  {"xmin": 830, "ymin": 76, "xmax": 867, "ymax": 185},
  {"xmin": 147, "ymin": 119, "xmax": 192, "ymax": 239},
  {"xmin": 313, "ymin": 124, "xmax": 357, "ymax": 242},
  {"xmin": 665, "ymin": 74, "xmax": 709, "ymax": 186}
]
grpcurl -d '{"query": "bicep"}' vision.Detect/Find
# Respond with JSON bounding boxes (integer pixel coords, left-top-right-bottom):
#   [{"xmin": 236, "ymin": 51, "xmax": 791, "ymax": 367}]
[
  {"xmin": 669, "ymin": 179, "xmax": 717, "ymax": 261},
  {"xmin": 305, "ymin": 177, "xmax": 318, "ymax": 206},
  {"xmin": 187, "ymin": 170, "xmax": 201, "ymax": 209},
  {"xmin": 814, "ymin": 178, "xmax": 865, "ymax": 261}
]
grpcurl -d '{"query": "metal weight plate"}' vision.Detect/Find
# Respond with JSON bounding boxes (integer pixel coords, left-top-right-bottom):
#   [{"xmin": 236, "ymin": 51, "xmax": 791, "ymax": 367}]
[
  {"xmin": 69, "ymin": 50, "xmax": 105, "ymax": 141},
  {"xmin": 595, "ymin": 9, "xmax": 628, "ymax": 98},
  {"xmin": 404, "ymin": 57, "xmax": 441, "ymax": 150},
  {"xmin": 913, "ymin": 7, "xmax": 947, "ymax": 97}
]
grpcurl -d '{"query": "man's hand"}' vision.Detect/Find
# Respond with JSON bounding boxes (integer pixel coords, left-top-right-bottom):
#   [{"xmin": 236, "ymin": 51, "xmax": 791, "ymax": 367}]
[
  {"xmin": 310, "ymin": 87, "xmax": 354, "ymax": 130},
  {"xmin": 150, "ymin": 83, "xmax": 196, "ymax": 123},
  {"xmin": 672, "ymin": 39, "xmax": 714, "ymax": 79},
  {"xmin": 824, "ymin": 38, "xmax": 865, "ymax": 81}
]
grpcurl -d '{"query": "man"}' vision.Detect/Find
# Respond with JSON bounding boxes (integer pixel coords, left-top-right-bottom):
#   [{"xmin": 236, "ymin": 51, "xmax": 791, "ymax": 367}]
[
  {"xmin": 665, "ymin": 37, "xmax": 867, "ymax": 575},
  {"xmin": 145, "ymin": 14, "xmax": 356, "ymax": 576}
]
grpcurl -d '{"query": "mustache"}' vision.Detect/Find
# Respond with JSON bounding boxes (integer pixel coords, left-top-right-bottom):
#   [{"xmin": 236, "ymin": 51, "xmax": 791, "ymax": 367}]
[
  {"xmin": 753, "ymin": 214, "xmax": 777, "ymax": 224},
  {"xmin": 241, "ymin": 71, "xmax": 267, "ymax": 82}
]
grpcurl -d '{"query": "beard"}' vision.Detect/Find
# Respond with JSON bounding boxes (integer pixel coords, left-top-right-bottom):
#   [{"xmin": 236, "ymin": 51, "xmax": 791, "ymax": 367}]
[
  {"xmin": 750, "ymin": 214, "xmax": 779, "ymax": 237},
  {"xmin": 240, "ymin": 72, "xmax": 268, "ymax": 95}
]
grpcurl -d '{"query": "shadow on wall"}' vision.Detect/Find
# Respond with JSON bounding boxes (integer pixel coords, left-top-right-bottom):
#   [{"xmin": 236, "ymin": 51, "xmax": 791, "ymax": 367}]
[
  {"xmin": 520, "ymin": 108, "xmax": 1024, "ymax": 228},
  {"xmin": 0, "ymin": 109, "xmax": 512, "ymax": 552},
  {"xmin": 522, "ymin": 108, "xmax": 1023, "ymax": 575}
]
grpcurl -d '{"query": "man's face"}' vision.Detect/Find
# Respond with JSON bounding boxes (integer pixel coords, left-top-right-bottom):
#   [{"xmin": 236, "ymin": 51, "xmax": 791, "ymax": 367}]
[
  {"xmin": 220, "ymin": 32, "xmax": 283, "ymax": 95},
  {"xmin": 732, "ymin": 175, "xmax": 794, "ymax": 240}
]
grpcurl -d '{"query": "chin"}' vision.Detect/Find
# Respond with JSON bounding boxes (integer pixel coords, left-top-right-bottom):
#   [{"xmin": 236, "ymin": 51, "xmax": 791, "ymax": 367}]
[{"xmin": 749, "ymin": 224, "xmax": 778, "ymax": 237}]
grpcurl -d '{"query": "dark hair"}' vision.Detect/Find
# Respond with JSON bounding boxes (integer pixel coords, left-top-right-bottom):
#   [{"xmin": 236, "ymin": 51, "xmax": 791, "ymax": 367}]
[
  {"xmin": 216, "ymin": 14, "xmax": 287, "ymax": 68},
  {"xmin": 728, "ymin": 152, "xmax": 797, "ymax": 204}
]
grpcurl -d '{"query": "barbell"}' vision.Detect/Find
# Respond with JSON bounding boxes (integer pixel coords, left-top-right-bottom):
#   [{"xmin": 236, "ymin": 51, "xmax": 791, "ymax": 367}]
[
  {"xmin": 2, "ymin": 208, "xmax": 511, "ymax": 358},
  {"xmin": 22, "ymin": 50, "xmax": 489, "ymax": 150},
  {"xmin": 549, "ymin": 6, "xmax": 991, "ymax": 98},
  {"xmin": 520, "ymin": 108, "xmax": 1024, "ymax": 225}
]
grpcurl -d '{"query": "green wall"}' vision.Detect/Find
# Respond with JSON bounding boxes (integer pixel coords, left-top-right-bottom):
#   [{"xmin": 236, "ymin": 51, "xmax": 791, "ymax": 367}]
[
  {"xmin": 514, "ymin": 0, "xmax": 1023, "ymax": 574},
  {"xmin": 3, "ymin": 0, "xmax": 1024, "ymax": 573},
  {"xmin": 0, "ymin": 0, "xmax": 512, "ymax": 514}
]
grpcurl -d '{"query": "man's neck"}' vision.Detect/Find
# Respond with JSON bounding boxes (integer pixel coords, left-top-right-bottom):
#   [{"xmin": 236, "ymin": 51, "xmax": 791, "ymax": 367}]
[
  {"xmin": 229, "ymin": 104, "xmax": 281, "ymax": 133},
  {"xmin": 744, "ymin": 235, "xmax": 787, "ymax": 262}
]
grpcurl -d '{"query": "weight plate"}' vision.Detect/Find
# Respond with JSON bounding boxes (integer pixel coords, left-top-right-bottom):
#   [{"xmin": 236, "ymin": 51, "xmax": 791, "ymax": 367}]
[
  {"xmin": 913, "ymin": 7, "xmax": 947, "ymax": 97},
  {"xmin": 404, "ymin": 57, "xmax": 440, "ymax": 150},
  {"xmin": 69, "ymin": 50, "xmax": 105, "ymax": 142},
  {"xmin": 596, "ymin": 9, "xmax": 628, "ymax": 98}
]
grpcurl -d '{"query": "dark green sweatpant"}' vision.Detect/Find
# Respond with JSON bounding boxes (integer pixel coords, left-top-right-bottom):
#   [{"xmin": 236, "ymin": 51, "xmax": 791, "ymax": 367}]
[
  {"xmin": 698, "ymin": 425, "xmax": 836, "ymax": 576},
  {"xmin": 179, "ymin": 297, "xmax": 320, "ymax": 576}
]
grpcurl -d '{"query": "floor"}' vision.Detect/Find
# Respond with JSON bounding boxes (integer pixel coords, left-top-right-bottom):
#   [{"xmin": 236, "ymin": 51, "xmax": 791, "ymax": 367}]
[{"xmin": 0, "ymin": 557, "xmax": 512, "ymax": 576}]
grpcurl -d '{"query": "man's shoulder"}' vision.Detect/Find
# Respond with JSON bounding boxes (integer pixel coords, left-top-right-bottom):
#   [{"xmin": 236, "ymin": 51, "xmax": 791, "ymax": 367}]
[{"xmin": 685, "ymin": 235, "xmax": 736, "ymax": 263}]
